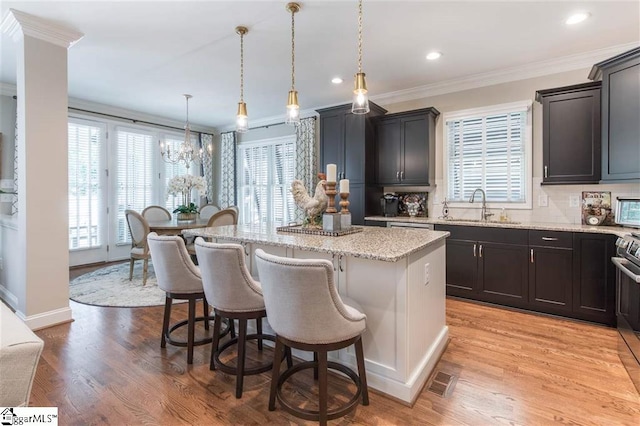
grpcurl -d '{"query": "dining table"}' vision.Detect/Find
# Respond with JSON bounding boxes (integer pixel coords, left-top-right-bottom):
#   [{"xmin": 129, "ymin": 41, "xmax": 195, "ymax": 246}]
[{"xmin": 147, "ymin": 217, "xmax": 209, "ymax": 236}]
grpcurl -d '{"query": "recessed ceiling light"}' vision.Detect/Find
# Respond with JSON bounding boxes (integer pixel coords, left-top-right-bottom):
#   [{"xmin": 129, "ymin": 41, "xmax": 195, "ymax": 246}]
[
  {"xmin": 426, "ymin": 51, "xmax": 442, "ymax": 61},
  {"xmin": 565, "ymin": 12, "xmax": 590, "ymax": 25},
  {"xmin": 331, "ymin": 77, "xmax": 343, "ymax": 84}
]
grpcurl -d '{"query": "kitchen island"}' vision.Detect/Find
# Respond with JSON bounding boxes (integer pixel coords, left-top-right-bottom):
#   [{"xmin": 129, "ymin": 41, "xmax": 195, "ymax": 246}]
[{"xmin": 183, "ymin": 224, "xmax": 450, "ymax": 404}]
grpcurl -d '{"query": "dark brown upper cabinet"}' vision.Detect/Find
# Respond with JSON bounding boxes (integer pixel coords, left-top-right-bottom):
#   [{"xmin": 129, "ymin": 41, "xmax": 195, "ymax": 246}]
[
  {"xmin": 536, "ymin": 82, "xmax": 602, "ymax": 184},
  {"xmin": 589, "ymin": 47, "xmax": 640, "ymax": 182},
  {"xmin": 375, "ymin": 108, "xmax": 439, "ymax": 186}
]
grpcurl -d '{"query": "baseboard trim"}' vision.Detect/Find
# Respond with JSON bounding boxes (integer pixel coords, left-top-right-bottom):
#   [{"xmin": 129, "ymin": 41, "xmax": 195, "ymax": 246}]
[{"xmin": 17, "ymin": 306, "xmax": 73, "ymax": 331}]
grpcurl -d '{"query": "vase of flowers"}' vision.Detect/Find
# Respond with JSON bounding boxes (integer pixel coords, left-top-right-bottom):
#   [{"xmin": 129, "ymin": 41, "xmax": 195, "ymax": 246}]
[{"xmin": 167, "ymin": 175, "xmax": 207, "ymax": 221}]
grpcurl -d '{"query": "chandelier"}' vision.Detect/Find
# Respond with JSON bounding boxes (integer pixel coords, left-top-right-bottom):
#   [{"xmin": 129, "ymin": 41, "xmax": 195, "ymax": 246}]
[
  {"xmin": 285, "ymin": 2, "xmax": 301, "ymax": 125},
  {"xmin": 159, "ymin": 94, "xmax": 211, "ymax": 170},
  {"xmin": 351, "ymin": 0, "xmax": 370, "ymax": 114}
]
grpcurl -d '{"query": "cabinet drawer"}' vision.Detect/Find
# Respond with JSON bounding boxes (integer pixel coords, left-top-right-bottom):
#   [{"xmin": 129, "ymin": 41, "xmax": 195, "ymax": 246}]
[{"xmin": 529, "ymin": 230, "xmax": 573, "ymax": 248}]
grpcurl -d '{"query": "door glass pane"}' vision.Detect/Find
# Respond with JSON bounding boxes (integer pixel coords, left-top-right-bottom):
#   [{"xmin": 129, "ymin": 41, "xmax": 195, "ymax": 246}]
[{"xmin": 68, "ymin": 121, "xmax": 102, "ymax": 250}]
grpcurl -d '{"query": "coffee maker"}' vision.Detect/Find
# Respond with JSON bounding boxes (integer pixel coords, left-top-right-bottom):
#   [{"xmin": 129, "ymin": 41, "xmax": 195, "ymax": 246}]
[{"xmin": 381, "ymin": 193, "xmax": 399, "ymax": 217}]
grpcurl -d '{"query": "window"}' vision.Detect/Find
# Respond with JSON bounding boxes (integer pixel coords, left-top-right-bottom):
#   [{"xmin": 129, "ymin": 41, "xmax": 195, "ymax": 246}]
[
  {"xmin": 238, "ymin": 136, "xmax": 296, "ymax": 225},
  {"xmin": 444, "ymin": 101, "xmax": 532, "ymax": 208},
  {"xmin": 116, "ymin": 127, "xmax": 155, "ymax": 244},
  {"xmin": 161, "ymin": 133, "xmax": 189, "ymax": 212},
  {"xmin": 68, "ymin": 119, "xmax": 104, "ymax": 250}
]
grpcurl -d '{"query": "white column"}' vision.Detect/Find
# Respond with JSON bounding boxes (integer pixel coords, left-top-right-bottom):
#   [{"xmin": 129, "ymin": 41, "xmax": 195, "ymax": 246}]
[{"xmin": 1, "ymin": 10, "xmax": 83, "ymax": 329}]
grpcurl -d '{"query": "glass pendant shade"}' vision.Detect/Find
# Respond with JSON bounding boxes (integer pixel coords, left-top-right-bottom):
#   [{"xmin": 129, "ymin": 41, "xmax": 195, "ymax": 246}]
[
  {"xmin": 285, "ymin": 89, "xmax": 300, "ymax": 125},
  {"xmin": 352, "ymin": 72, "xmax": 370, "ymax": 114},
  {"xmin": 236, "ymin": 101, "xmax": 248, "ymax": 133}
]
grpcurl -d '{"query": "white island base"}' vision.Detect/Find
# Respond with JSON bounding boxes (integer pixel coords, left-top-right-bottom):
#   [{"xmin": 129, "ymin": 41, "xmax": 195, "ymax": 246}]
[{"xmin": 184, "ymin": 225, "xmax": 450, "ymax": 404}]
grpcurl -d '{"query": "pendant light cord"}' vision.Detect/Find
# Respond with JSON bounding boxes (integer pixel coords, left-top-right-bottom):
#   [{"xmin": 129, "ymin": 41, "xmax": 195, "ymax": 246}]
[
  {"xmin": 240, "ymin": 32, "xmax": 244, "ymax": 102},
  {"xmin": 291, "ymin": 8, "xmax": 296, "ymax": 90},
  {"xmin": 358, "ymin": 0, "xmax": 363, "ymax": 73}
]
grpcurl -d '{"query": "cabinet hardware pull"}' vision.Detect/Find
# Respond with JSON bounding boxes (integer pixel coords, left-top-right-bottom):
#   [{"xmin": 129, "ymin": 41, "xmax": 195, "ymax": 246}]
[
  {"xmin": 473, "ymin": 244, "xmax": 477, "ymax": 257},
  {"xmin": 530, "ymin": 249, "xmax": 534, "ymax": 263},
  {"xmin": 338, "ymin": 255, "xmax": 344, "ymax": 272},
  {"xmin": 400, "ymin": 171, "xmax": 404, "ymax": 180},
  {"xmin": 396, "ymin": 171, "xmax": 400, "ymax": 180},
  {"xmin": 544, "ymin": 166, "xmax": 548, "ymax": 178},
  {"xmin": 541, "ymin": 237, "xmax": 558, "ymax": 241},
  {"xmin": 332, "ymin": 254, "xmax": 337, "ymax": 271},
  {"xmin": 479, "ymin": 244, "xmax": 483, "ymax": 258}
]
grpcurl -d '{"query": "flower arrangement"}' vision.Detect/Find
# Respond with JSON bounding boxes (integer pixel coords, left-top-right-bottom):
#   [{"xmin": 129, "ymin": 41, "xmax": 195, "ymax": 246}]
[{"xmin": 167, "ymin": 175, "xmax": 207, "ymax": 215}]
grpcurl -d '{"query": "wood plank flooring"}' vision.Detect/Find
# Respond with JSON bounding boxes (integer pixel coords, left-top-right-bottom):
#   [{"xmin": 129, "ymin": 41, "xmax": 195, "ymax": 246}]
[{"xmin": 27, "ymin": 266, "xmax": 639, "ymax": 424}]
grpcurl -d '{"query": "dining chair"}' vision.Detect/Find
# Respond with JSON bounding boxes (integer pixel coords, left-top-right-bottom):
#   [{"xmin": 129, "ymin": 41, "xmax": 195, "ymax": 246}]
[
  {"xmin": 187, "ymin": 208, "xmax": 238, "ymax": 255},
  {"xmin": 124, "ymin": 209, "xmax": 151, "ymax": 285},
  {"xmin": 199, "ymin": 204, "xmax": 220, "ymax": 221},
  {"xmin": 254, "ymin": 249, "xmax": 369, "ymax": 426},
  {"xmin": 147, "ymin": 232, "xmax": 213, "ymax": 364},
  {"xmin": 142, "ymin": 205, "xmax": 171, "ymax": 221}
]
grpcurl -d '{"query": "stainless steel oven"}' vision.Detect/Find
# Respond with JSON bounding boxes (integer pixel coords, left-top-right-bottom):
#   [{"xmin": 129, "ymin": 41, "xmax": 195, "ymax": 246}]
[{"xmin": 614, "ymin": 233, "xmax": 640, "ymax": 393}]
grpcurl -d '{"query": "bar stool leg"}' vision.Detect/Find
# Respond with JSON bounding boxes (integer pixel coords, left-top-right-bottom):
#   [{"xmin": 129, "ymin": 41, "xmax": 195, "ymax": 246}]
[
  {"xmin": 269, "ymin": 338, "xmax": 285, "ymax": 411},
  {"xmin": 285, "ymin": 346, "xmax": 293, "ymax": 368},
  {"xmin": 318, "ymin": 350, "xmax": 328, "ymax": 426},
  {"xmin": 256, "ymin": 317, "xmax": 263, "ymax": 351},
  {"xmin": 210, "ymin": 313, "xmax": 222, "ymax": 371},
  {"xmin": 236, "ymin": 319, "xmax": 248, "ymax": 398},
  {"xmin": 313, "ymin": 352, "xmax": 319, "ymax": 380},
  {"xmin": 187, "ymin": 298, "xmax": 196, "ymax": 364},
  {"xmin": 203, "ymin": 299, "xmax": 210, "ymax": 331},
  {"xmin": 161, "ymin": 296, "xmax": 172, "ymax": 348},
  {"xmin": 355, "ymin": 337, "xmax": 369, "ymax": 406}
]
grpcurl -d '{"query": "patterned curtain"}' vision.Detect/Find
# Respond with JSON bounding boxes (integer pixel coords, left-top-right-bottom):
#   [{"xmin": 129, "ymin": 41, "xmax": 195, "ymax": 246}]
[
  {"xmin": 294, "ymin": 117, "xmax": 317, "ymax": 222},
  {"xmin": 219, "ymin": 131, "xmax": 236, "ymax": 208},
  {"xmin": 12, "ymin": 106, "xmax": 18, "ymax": 216},
  {"xmin": 200, "ymin": 133, "xmax": 214, "ymax": 202}
]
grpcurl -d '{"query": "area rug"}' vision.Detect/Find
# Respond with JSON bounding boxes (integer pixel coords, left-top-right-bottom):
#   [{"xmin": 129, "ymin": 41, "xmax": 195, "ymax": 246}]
[{"xmin": 69, "ymin": 262, "xmax": 174, "ymax": 308}]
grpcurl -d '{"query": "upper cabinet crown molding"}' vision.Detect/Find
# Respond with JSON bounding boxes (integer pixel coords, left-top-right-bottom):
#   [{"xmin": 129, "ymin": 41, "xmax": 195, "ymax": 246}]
[
  {"xmin": 0, "ymin": 8, "xmax": 84, "ymax": 48},
  {"xmin": 588, "ymin": 46, "xmax": 640, "ymax": 81}
]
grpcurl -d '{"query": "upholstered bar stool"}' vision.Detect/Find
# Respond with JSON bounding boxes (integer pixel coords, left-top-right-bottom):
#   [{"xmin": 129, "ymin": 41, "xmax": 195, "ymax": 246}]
[
  {"xmin": 147, "ymin": 232, "xmax": 213, "ymax": 364},
  {"xmin": 195, "ymin": 238, "xmax": 290, "ymax": 398},
  {"xmin": 254, "ymin": 249, "xmax": 369, "ymax": 425}
]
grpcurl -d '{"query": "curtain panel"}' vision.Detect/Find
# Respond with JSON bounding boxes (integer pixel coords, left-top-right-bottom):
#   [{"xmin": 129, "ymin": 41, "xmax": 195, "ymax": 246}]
[
  {"xmin": 200, "ymin": 133, "xmax": 214, "ymax": 203},
  {"xmin": 219, "ymin": 131, "xmax": 236, "ymax": 208},
  {"xmin": 294, "ymin": 117, "xmax": 317, "ymax": 222}
]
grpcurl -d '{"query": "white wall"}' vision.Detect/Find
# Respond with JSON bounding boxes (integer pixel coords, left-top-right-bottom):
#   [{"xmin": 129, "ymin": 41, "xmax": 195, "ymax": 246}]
[{"xmin": 378, "ymin": 68, "xmax": 640, "ymax": 224}]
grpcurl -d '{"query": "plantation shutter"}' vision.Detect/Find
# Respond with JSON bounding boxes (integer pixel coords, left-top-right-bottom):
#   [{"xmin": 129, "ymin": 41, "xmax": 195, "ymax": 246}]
[
  {"xmin": 116, "ymin": 127, "xmax": 154, "ymax": 244},
  {"xmin": 162, "ymin": 135, "xmax": 189, "ymax": 211},
  {"xmin": 68, "ymin": 120, "xmax": 103, "ymax": 250},
  {"xmin": 447, "ymin": 109, "xmax": 526, "ymax": 203}
]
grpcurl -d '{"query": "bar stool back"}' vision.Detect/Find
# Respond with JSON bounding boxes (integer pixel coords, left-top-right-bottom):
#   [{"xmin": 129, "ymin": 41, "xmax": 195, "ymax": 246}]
[{"xmin": 254, "ymin": 249, "xmax": 369, "ymax": 425}]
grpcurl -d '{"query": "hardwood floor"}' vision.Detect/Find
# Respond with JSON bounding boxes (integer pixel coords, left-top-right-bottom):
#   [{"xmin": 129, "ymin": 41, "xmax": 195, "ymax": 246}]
[{"xmin": 31, "ymin": 272, "xmax": 639, "ymax": 424}]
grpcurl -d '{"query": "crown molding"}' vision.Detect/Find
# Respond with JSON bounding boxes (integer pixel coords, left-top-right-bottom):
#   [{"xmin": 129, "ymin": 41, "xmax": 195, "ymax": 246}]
[
  {"xmin": 371, "ymin": 42, "xmax": 640, "ymax": 106},
  {"xmin": 1, "ymin": 8, "xmax": 84, "ymax": 48}
]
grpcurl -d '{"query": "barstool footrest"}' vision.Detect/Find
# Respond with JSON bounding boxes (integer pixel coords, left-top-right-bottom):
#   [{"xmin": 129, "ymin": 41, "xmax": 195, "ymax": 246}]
[
  {"xmin": 165, "ymin": 316, "xmax": 232, "ymax": 347},
  {"xmin": 213, "ymin": 333, "xmax": 276, "ymax": 376}
]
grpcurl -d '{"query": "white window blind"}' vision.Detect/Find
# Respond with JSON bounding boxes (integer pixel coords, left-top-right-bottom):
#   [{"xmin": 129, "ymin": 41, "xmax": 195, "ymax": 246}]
[
  {"xmin": 116, "ymin": 128, "xmax": 154, "ymax": 244},
  {"xmin": 445, "ymin": 102, "xmax": 531, "ymax": 205},
  {"xmin": 162, "ymin": 134, "xmax": 189, "ymax": 211},
  {"xmin": 238, "ymin": 137, "xmax": 296, "ymax": 225},
  {"xmin": 68, "ymin": 120, "xmax": 103, "ymax": 250}
]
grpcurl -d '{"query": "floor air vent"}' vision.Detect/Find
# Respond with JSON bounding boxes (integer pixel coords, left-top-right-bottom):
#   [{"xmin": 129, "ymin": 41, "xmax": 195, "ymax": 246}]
[{"xmin": 427, "ymin": 371, "xmax": 457, "ymax": 398}]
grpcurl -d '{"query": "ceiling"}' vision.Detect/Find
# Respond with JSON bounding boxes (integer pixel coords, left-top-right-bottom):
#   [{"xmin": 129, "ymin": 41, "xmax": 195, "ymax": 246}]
[{"xmin": 1, "ymin": 1, "xmax": 639, "ymax": 130}]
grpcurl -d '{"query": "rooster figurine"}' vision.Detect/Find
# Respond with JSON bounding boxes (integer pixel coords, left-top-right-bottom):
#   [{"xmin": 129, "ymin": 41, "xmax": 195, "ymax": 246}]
[{"xmin": 291, "ymin": 179, "xmax": 328, "ymax": 225}]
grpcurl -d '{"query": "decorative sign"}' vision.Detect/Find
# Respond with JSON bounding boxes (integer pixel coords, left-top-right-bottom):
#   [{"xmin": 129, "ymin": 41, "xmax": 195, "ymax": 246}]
[{"xmin": 581, "ymin": 191, "xmax": 614, "ymax": 225}]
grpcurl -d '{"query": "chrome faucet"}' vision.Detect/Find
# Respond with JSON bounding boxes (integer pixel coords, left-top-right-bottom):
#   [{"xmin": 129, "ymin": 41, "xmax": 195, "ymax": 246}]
[{"xmin": 469, "ymin": 188, "xmax": 494, "ymax": 221}]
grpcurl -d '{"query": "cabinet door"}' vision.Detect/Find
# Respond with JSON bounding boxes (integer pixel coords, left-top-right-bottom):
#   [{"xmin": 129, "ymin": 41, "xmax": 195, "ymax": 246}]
[
  {"xmin": 602, "ymin": 58, "xmax": 640, "ymax": 181},
  {"xmin": 320, "ymin": 112, "xmax": 344, "ymax": 174},
  {"xmin": 542, "ymin": 87, "xmax": 601, "ymax": 184},
  {"xmin": 478, "ymin": 242, "xmax": 528, "ymax": 308},
  {"xmin": 572, "ymin": 233, "xmax": 616, "ymax": 325},
  {"xmin": 444, "ymin": 239, "xmax": 478, "ymax": 298},
  {"xmin": 375, "ymin": 119, "xmax": 401, "ymax": 184},
  {"xmin": 344, "ymin": 113, "xmax": 366, "ymax": 184},
  {"xmin": 400, "ymin": 115, "xmax": 430, "ymax": 185},
  {"xmin": 349, "ymin": 183, "xmax": 365, "ymax": 225},
  {"xmin": 528, "ymin": 246, "xmax": 573, "ymax": 315}
]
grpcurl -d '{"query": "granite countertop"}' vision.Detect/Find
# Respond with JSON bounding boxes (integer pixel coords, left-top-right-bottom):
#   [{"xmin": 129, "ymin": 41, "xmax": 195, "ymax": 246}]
[
  {"xmin": 183, "ymin": 224, "xmax": 450, "ymax": 262},
  {"xmin": 365, "ymin": 215, "xmax": 638, "ymax": 237}
]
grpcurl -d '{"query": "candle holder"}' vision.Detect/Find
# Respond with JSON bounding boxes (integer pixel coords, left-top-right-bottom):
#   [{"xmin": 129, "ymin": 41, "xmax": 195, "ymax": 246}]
[
  {"xmin": 339, "ymin": 193, "xmax": 350, "ymax": 214},
  {"xmin": 325, "ymin": 181, "xmax": 337, "ymax": 213}
]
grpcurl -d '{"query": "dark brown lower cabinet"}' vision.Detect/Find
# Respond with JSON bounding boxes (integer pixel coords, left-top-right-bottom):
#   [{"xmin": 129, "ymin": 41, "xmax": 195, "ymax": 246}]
[
  {"xmin": 572, "ymin": 233, "xmax": 616, "ymax": 325},
  {"xmin": 436, "ymin": 224, "xmax": 616, "ymax": 326}
]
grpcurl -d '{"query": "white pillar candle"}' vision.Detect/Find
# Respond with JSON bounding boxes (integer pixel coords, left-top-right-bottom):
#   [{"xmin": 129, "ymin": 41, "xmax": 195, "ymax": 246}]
[
  {"xmin": 326, "ymin": 164, "xmax": 337, "ymax": 182},
  {"xmin": 339, "ymin": 179, "xmax": 349, "ymax": 193}
]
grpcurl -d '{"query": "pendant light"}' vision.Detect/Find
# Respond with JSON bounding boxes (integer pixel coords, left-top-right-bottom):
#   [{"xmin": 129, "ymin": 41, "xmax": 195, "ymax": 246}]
[
  {"xmin": 235, "ymin": 26, "xmax": 249, "ymax": 133},
  {"xmin": 352, "ymin": 0, "xmax": 370, "ymax": 114},
  {"xmin": 285, "ymin": 2, "xmax": 301, "ymax": 125}
]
